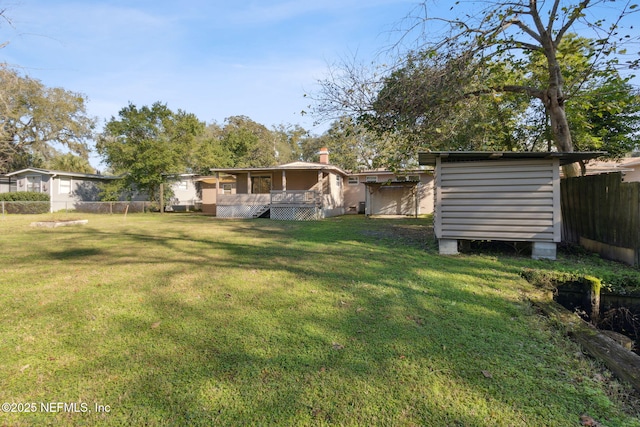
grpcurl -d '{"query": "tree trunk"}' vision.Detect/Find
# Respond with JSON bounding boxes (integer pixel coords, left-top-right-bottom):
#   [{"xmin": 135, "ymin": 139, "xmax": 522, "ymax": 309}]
[
  {"xmin": 544, "ymin": 51, "xmax": 581, "ymax": 177},
  {"xmin": 544, "ymin": 92, "xmax": 581, "ymax": 176}
]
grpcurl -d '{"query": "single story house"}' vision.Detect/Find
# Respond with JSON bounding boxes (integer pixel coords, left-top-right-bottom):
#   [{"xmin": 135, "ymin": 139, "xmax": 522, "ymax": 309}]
[
  {"xmin": 419, "ymin": 151, "xmax": 601, "ymax": 260},
  {"xmin": 584, "ymin": 156, "xmax": 640, "ymax": 182},
  {"xmin": 165, "ymin": 174, "xmax": 201, "ymax": 211},
  {"xmin": 2, "ymin": 168, "xmax": 119, "ymax": 212},
  {"xmin": 208, "ymin": 150, "xmax": 349, "ymax": 220},
  {"xmin": 344, "ymin": 170, "xmax": 434, "ymax": 216}
]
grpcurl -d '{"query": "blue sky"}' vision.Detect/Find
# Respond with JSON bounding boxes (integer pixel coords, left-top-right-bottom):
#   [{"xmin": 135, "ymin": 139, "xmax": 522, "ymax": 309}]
[
  {"xmin": 2, "ymin": 0, "xmax": 639, "ymax": 169},
  {"xmin": 2, "ymin": 0, "xmax": 417, "ymax": 136}
]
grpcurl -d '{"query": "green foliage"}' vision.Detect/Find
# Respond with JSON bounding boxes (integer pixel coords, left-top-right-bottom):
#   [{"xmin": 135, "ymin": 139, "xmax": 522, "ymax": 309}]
[
  {"xmin": 46, "ymin": 152, "xmax": 95, "ymax": 174},
  {"xmin": 0, "ymin": 65, "xmax": 95, "ymax": 174},
  {"xmin": 218, "ymin": 116, "xmax": 278, "ymax": 167},
  {"xmin": 300, "ymin": 117, "xmax": 392, "ymax": 171},
  {"xmin": 96, "ymin": 102, "xmax": 205, "ymax": 200},
  {"xmin": 517, "ymin": 35, "xmax": 640, "ymax": 155},
  {"xmin": 365, "ymin": 34, "xmax": 640, "ymax": 164},
  {"xmin": 0, "ymin": 192, "xmax": 50, "ymax": 201},
  {"xmin": 0, "ymin": 192, "xmax": 49, "ymax": 213},
  {"xmin": 313, "ymin": 2, "xmax": 639, "ymax": 173}
]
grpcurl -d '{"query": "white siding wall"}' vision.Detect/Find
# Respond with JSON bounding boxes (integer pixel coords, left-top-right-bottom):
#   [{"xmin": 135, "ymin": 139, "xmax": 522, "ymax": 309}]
[{"xmin": 435, "ymin": 158, "xmax": 561, "ymax": 242}]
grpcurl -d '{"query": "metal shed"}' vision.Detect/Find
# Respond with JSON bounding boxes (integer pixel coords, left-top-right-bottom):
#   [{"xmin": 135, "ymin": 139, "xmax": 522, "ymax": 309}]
[{"xmin": 419, "ymin": 151, "xmax": 602, "ymax": 259}]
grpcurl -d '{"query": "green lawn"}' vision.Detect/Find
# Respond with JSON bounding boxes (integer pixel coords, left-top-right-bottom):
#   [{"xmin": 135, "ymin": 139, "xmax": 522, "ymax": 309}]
[{"xmin": 0, "ymin": 213, "xmax": 638, "ymax": 426}]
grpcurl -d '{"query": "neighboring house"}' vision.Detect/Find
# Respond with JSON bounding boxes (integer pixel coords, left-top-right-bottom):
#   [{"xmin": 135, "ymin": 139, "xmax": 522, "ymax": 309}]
[
  {"xmin": 207, "ymin": 148, "xmax": 349, "ymax": 220},
  {"xmin": 0, "ymin": 175, "xmax": 9, "ymax": 193},
  {"xmin": 344, "ymin": 170, "xmax": 434, "ymax": 216},
  {"xmin": 2, "ymin": 168, "xmax": 119, "ymax": 212},
  {"xmin": 585, "ymin": 157, "xmax": 640, "ymax": 182},
  {"xmin": 166, "ymin": 174, "xmax": 201, "ymax": 211}
]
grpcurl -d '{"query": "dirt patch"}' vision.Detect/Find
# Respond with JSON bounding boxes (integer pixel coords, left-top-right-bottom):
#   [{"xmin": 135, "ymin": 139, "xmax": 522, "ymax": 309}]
[{"xmin": 360, "ymin": 221, "xmax": 435, "ymax": 250}]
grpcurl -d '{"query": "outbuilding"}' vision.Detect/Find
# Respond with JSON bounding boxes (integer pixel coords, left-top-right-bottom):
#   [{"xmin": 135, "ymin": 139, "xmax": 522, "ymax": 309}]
[{"xmin": 418, "ymin": 151, "xmax": 602, "ymax": 260}]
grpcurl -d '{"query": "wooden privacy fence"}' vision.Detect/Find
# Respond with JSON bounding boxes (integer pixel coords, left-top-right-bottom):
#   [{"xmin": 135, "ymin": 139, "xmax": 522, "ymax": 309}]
[{"xmin": 561, "ymin": 172, "xmax": 640, "ymax": 265}]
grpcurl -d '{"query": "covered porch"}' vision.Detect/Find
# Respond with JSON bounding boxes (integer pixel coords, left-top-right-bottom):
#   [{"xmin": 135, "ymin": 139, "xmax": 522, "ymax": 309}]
[{"xmin": 208, "ymin": 161, "xmax": 347, "ymax": 220}]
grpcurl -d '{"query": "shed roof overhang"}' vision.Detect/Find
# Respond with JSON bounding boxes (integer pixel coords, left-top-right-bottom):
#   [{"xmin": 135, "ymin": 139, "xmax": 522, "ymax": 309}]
[
  {"xmin": 364, "ymin": 181, "xmax": 419, "ymax": 189},
  {"xmin": 418, "ymin": 151, "xmax": 606, "ymax": 167}
]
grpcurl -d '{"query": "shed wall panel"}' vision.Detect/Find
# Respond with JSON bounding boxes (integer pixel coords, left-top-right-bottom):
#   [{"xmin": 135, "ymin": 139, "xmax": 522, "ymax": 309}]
[{"xmin": 435, "ymin": 159, "xmax": 560, "ymax": 242}]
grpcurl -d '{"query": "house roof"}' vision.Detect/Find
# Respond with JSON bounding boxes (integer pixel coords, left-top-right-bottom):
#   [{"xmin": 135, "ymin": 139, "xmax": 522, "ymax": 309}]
[
  {"xmin": 4, "ymin": 167, "xmax": 119, "ymax": 180},
  {"xmin": 196, "ymin": 176, "xmax": 236, "ymax": 185},
  {"xmin": 210, "ymin": 161, "xmax": 349, "ymax": 176},
  {"xmin": 364, "ymin": 181, "xmax": 420, "ymax": 188},
  {"xmin": 418, "ymin": 151, "xmax": 606, "ymax": 166},
  {"xmin": 350, "ymin": 169, "xmax": 432, "ymax": 176}
]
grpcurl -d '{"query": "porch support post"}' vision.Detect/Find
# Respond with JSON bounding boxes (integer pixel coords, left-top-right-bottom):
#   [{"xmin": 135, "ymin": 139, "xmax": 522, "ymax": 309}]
[
  {"xmin": 282, "ymin": 170, "xmax": 287, "ymax": 191},
  {"xmin": 247, "ymin": 172, "xmax": 252, "ymax": 194}
]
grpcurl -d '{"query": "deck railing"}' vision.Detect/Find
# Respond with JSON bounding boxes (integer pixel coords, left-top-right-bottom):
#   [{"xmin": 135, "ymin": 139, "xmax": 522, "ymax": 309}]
[
  {"xmin": 216, "ymin": 194, "xmax": 270, "ymax": 206},
  {"xmin": 271, "ymin": 190, "xmax": 320, "ymax": 206}
]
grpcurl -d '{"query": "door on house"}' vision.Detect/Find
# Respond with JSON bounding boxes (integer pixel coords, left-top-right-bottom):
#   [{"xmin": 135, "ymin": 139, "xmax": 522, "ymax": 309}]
[{"xmin": 251, "ymin": 176, "xmax": 271, "ymax": 194}]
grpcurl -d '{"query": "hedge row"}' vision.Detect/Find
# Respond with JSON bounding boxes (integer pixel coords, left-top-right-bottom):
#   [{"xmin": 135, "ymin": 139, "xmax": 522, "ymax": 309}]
[
  {"xmin": 0, "ymin": 201, "xmax": 50, "ymax": 214},
  {"xmin": 0, "ymin": 192, "xmax": 50, "ymax": 201}
]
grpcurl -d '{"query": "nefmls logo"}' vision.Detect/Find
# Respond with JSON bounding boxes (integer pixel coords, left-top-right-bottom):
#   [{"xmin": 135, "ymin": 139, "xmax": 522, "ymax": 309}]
[{"xmin": 41, "ymin": 402, "xmax": 89, "ymax": 413}]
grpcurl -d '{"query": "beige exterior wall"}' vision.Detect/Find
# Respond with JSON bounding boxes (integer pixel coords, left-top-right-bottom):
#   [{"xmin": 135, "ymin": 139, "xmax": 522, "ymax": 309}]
[
  {"xmin": 344, "ymin": 172, "xmax": 434, "ymax": 215},
  {"xmin": 284, "ymin": 170, "xmax": 318, "ymax": 190},
  {"xmin": 622, "ymin": 163, "xmax": 640, "ymax": 182},
  {"xmin": 435, "ymin": 158, "xmax": 560, "ymax": 242},
  {"xmin": 367, "ymin": 185, "xmax": 416, "ymax": 216},
  {"xmin": 320, "ymin": 173, "xmax": 345, "ymax": 216},
  {"xmin": 201, "ymin": 182, "xmax": 217, "ymax": 214},
  {"xmin": 200, "ymin": 178, "xmax": 237, "ymax": 214}
]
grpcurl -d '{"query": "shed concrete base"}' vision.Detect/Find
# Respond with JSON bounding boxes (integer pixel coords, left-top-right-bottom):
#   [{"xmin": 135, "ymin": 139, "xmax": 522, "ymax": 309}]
[
  {"xmin": 532, "ymin": 242, "xmax": 557, "ymax": 260},
  {"xmin": 439, "ymin": 239, "xmax": 459, "ymax": 255}
]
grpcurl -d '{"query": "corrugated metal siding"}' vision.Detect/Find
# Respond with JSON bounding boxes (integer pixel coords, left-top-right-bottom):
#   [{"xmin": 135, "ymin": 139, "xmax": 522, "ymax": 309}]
[{"xmin": 435, "ymin": 159, "xmax": 561, "ymax": 242}]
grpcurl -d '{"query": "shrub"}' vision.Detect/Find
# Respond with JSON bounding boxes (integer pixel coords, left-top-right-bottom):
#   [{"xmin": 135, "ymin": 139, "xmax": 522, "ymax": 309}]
[
  {"xmin": 0, "ymin": 192, "xmax": 50, "ymax": 213},
  {"xmin": 0, "ymin": 192, "xmax": 50, "ymax": 201}
]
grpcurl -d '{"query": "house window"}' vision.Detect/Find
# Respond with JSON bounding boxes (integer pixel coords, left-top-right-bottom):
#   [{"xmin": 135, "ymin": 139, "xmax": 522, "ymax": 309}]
[
  {"xmin": 348, "ymin": 176, "xmax": 359, "ymax": 185},
  {"xmin": 177, "ymin": 180, "xmax": 188, "ymax": 190},
  {"xmin": 336, "ymin": 176, "xmax": 342, "ymax": 187},
  {"xmin": 59, "ymin": 177, "xmax": 72, "ymax": 194},
  {"xmin": 26, "ymin": 176, "xmax": 42, "ymax": 192},
  {"xmin": 365, "ymin": 176, "xmax": 378, "ymax": 183},
  {"xmin": 251, "ymin": 176, "xmax": 271, "ymax": 194},
  {"xmin": 222, "ymin": 184, "xmax": 232, "ymax": 195}
]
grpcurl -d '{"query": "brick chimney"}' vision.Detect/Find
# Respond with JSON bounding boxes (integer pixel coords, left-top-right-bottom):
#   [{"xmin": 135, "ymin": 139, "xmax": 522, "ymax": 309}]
[{"xmin": 318, "ymin": 147, "xmax": 329, "ymax": 164}]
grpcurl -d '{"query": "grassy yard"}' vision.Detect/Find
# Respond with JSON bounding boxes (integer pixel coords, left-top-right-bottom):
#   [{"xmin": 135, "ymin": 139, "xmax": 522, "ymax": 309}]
[{"xmin": 0, "ymin": 213, "xmax": 638, "ymax": 426}]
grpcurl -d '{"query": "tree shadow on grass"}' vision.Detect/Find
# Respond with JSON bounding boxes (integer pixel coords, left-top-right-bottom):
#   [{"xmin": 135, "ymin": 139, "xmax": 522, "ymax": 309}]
[{"xmin": 5, "ymin": 216, "xmax": 636, "ymax": 425}]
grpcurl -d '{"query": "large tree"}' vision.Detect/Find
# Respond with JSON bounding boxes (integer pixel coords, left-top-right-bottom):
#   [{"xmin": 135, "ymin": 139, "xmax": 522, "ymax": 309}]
[
  {"xmin": 0, "ymin": 66, "xmax": 95, "ymax": 173},
  {"xmin": 369, "ymin": 33, "xmax": 640, "ymax": 162},
  {"xmin": 300, "ymin": 117, "xmax": 391, "ymax": 171},
  {"xmin": 46, "ymin": 152, "xmax": 95, "ymax": 174},
  {"xmin": 96, "ymin": 102, "xmax": 205, "ymax": 200},
  {"xmin": 313, "ymin": 1, "xmax": 640, "ymax": 176}
]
